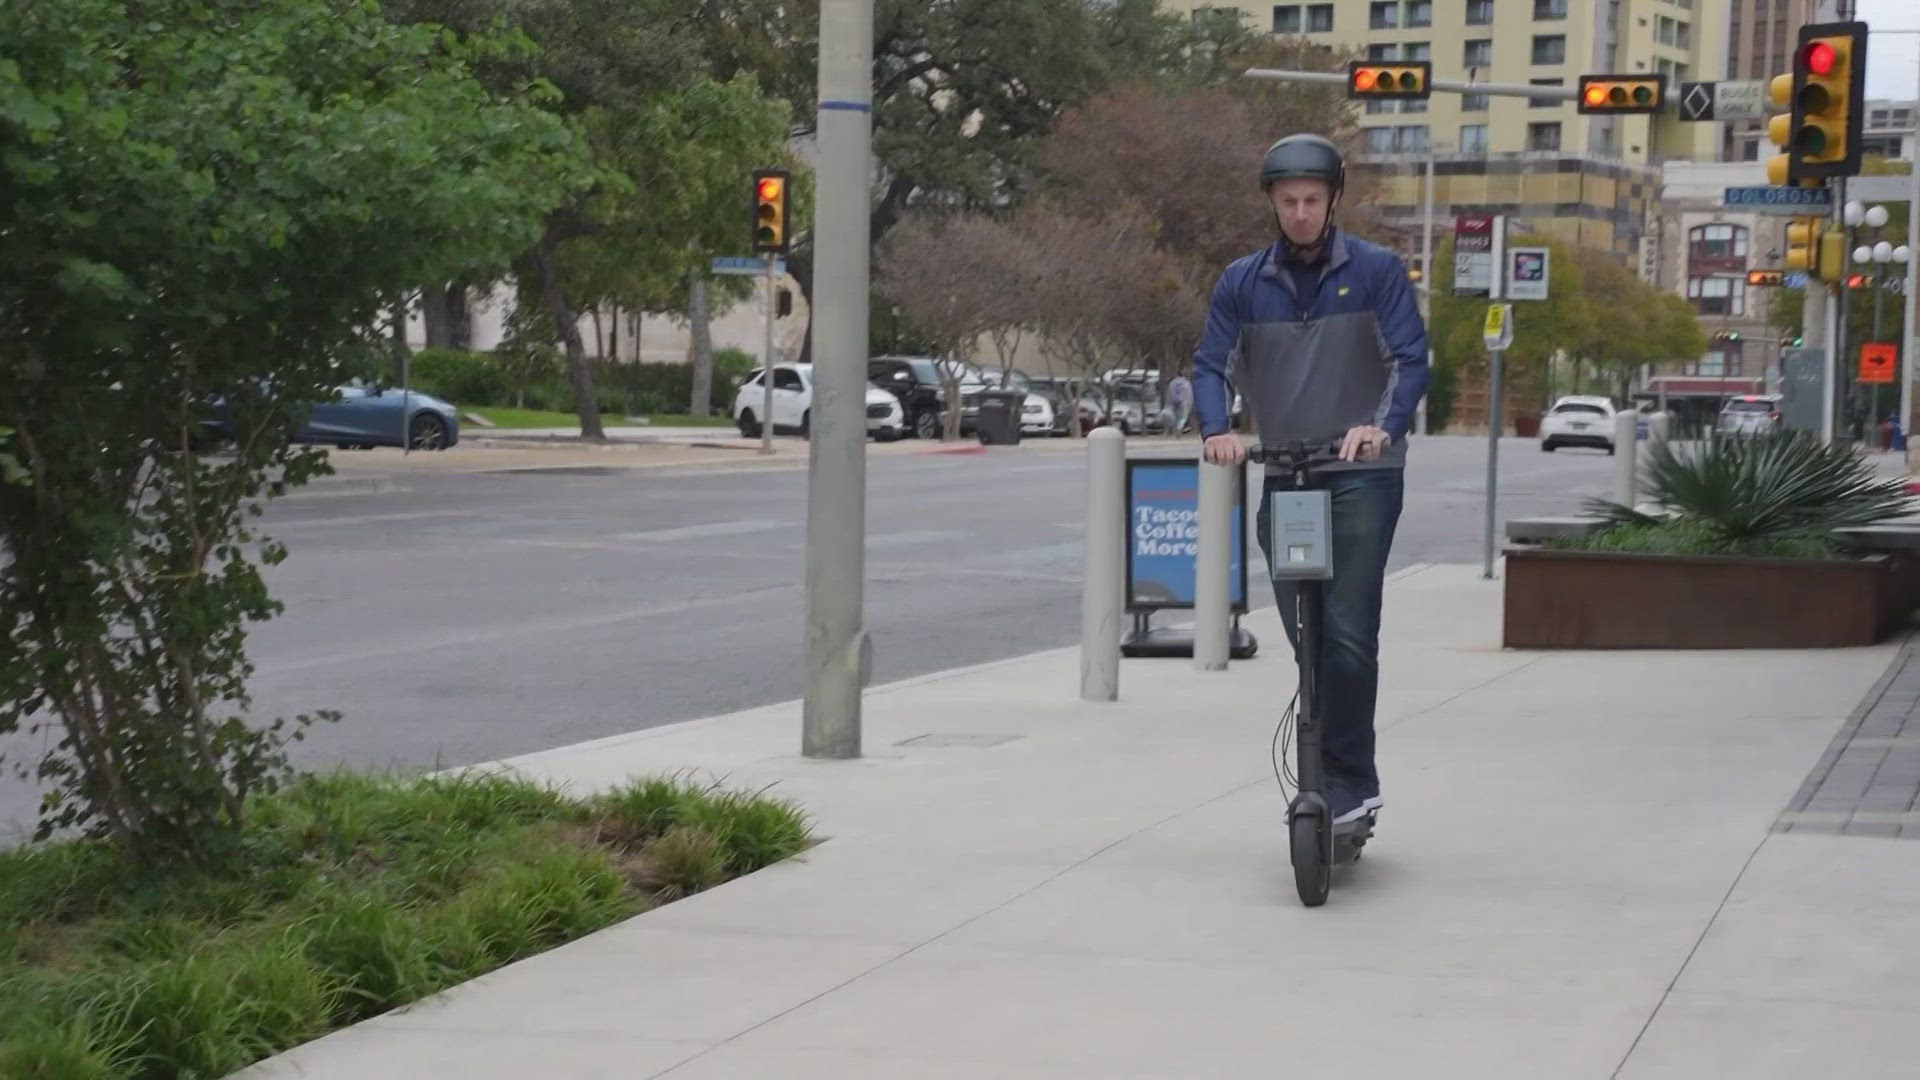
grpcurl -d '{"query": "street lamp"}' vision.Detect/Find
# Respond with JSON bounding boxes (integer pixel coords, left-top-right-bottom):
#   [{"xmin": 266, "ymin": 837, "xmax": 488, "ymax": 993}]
[{"xmin": 1866, "ymin": 204, "xmax": 1891, "ymax": 230}]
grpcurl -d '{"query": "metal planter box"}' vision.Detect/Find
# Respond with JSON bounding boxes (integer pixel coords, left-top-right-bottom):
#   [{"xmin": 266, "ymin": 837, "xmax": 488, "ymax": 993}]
[{"xmin": 1503, "ymin": 547, "xmax": 1899, "ymax": 649}]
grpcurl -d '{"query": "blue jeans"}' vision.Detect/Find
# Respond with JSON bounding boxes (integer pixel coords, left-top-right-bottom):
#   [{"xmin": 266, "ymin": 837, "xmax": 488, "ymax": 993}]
[{"xmin": 1254, "ymin": 467, "xmax": 1405, "ymax": 799}]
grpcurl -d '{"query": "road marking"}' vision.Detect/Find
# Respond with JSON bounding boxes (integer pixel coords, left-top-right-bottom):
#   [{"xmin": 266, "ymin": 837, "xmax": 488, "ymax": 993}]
[
  {"xmin": 617, "ymin": 520, "xmax": 793, "ymax": 542},
  {"xmin": 267, "ymin": 510, "xmax": 484, "ymax": 529},
  {"xmin": 866, "ymin": 529, "xmax": 964, "ymax": 550}
]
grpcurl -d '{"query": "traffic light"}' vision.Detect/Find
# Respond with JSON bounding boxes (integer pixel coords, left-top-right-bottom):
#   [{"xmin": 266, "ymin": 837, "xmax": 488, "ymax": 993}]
[
  {"xmin": 752, "ymin": 169, "xmax": 789, "ymax": 254},
  {"xmin": 1575, "ymin": 74, "xmax": 1666, "ymax": 115},
  {"xmin": 1767, "ymin": 21, "xmax": 1867, "ymax": 183},
  {"xmin": 1847, "ymin": 273, "xmax": 1870, "ymax": 289},
  {"xmin": 1747, "ymin": 270, "xmax": 1784, "ymax": 287},
  {"xmin": 1346, "ymin": 60, "xmax": 1430, "ymax": 100},
  {"xmin": 1783, "ymin": 217, "xmax": 1845, "ymax": 283}
]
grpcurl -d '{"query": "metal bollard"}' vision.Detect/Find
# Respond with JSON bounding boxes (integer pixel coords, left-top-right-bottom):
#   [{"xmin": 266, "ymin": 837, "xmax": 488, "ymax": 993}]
[
  {"xmin": 1612, "ymin": 410, "xmax": 1637, "ymax": 509},
  {"xmin": 1193, "ymin": 456, "xmax": 1235, "ymax": 672},
  {"xmin": 1649, "ymin": 411, "xmax": 1671, "ymax": 446},
  {"xmin": 1080, "ymin": 427, "xmax": 1125, "ymax": 701}
]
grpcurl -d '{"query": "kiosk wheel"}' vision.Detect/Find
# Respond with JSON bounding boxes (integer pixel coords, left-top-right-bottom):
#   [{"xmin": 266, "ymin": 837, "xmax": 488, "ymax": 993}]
[{"xmin": 1291, "ymin": 813, "xmax": 1330, "ymax": 907}]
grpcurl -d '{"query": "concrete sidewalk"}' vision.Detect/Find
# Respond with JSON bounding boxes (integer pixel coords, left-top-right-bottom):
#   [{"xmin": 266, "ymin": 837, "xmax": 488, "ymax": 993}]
[{"xmin": 240, "ymin": 564, "xmax": 1920, "ymax": 1079}]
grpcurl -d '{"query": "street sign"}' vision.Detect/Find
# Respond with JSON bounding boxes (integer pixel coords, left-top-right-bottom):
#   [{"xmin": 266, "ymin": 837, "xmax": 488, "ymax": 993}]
[
  {"xmin": 1784, "ymin": 271, "xmax": 1810, "ymax": 288},
  {"xmin": 1482, "ymin": 303, "xmax": 1514, "ymax": 350},
  {"xmin": 1678, "ymin": 81, "xmax": 1714, "ymax": 121},
  {"xmin": 1678, "ymin": 80, "xmax": 1766, "ymax": 121},
  {"xmin": 1723, "ymin": 186, "xmax": 1835, "ymax": 214},
  {"xmin": 1505, "ymin": 247, "xmax": 1550, "ymax": 301},
  {"xmin": 1860, "ymin": 342, "xmax": 1897, "ymax": 384},
  {"xmin": 711, "ymin": 256, "xmax": 785, "ymax": 276},
  {"xmin": 1453, "ymin": 215, "xmax": 1496, "ymax": 297}
]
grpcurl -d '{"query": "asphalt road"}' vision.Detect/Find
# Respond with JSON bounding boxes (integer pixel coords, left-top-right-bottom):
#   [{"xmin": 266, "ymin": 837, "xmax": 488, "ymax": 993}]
[{"xmin": 0, "ymin": 434, "xmax": 1621, "ymax": 839}]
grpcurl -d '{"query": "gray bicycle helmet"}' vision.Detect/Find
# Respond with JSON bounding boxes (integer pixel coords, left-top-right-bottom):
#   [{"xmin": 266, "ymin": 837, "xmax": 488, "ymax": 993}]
[{"xmin": 1259, "ymin": 133, "xmax": 1345, "ymax": 196}]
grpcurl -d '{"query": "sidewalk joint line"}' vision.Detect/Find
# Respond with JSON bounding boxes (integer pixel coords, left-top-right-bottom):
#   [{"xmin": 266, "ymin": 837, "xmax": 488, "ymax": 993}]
[
  {"xmin": 1607, "ymin": 831, "xmax": 1770, "ymax": 1080},
  {"xmin": 1379, "ymin": 649, "xmax": 1555, "ymax": 735}
]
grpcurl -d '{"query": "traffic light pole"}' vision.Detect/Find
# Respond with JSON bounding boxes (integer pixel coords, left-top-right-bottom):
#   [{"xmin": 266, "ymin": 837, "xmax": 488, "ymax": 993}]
[
  {"xmin": 801, "ymin": 0, "xmax": 873, "ymax": 760},
  {"xmin": 760, "ymin": 260, "xmax": 775, "ymax": 456},
  {"xmin": 1834, "ymin": 177, "xmax": 1851, "ymax": 443},
  {"xmin": 1244, "ymin": 67, "xmax": 1580, "ymax": 102}
]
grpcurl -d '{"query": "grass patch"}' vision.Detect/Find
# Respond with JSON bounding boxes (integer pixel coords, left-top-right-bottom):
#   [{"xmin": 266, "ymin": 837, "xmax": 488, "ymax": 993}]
[
  {"xmin": 0, "ymin": 772, "xmax": 811, "ymax": 1079},
  {"xmin": 465, "ymin": 407, "xmax": 736, "ymax": 430},
  {"xmin": 1550, "ymin": 518, "xmax": 1849, "ymax": 560}
]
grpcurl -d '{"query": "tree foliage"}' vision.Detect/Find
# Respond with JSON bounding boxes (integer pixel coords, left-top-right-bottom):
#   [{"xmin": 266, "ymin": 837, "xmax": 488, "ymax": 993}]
[{"xmin": 0, "ymin": 0, "xmax": 580, "ymax": 864}]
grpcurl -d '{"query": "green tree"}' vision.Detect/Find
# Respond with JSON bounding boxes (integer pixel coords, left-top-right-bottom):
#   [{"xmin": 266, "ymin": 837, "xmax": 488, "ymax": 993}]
[
  {"xmin": 688, "ymin": 0, "xmax": 1238, "ymax": 357},
  {"xmin": 387, "ymin": 0, "xmax": 793, "ymax": 438},
  {"xmin": 0, "ymin": 0, "xmax": 580, "ymax": 864},
  {"xmin": 1429, "ymin": 235, "xmax": 1596, "ymax": 427}
]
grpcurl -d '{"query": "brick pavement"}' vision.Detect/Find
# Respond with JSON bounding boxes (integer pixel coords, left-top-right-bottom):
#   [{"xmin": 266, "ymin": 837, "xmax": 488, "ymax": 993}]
[{"xmin": 1777, "ymin": 630, "xmax": 1920, "ymax": 838}]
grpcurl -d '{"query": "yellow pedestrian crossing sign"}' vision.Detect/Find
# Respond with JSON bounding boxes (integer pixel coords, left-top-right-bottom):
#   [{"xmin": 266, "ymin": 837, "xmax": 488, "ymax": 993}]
[{"xmin": 1482, "ymin": 303, "xmax": 1513, "ymax": 350}]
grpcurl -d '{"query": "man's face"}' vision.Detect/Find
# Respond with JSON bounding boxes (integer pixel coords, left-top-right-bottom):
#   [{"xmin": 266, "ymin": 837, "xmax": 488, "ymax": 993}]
[{"xmin": 1269, "ymin": 178, "xmax": 1333, "ymax": 247}]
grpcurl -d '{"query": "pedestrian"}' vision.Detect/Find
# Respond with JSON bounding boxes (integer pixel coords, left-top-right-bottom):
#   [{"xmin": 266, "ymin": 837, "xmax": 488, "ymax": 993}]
[
  {"xmin": 1166, "ymin": 371, "xmax": 1193, "ymax": 435},
  {"xmin": 1190, "ymin": 133, "xmax": 1430, "ymax": 826}
]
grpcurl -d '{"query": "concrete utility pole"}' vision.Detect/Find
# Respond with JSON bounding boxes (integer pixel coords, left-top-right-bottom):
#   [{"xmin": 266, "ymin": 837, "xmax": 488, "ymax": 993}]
[{"xmin": 801, "ymin": 0, "xmax": 873, "ymax": 759}]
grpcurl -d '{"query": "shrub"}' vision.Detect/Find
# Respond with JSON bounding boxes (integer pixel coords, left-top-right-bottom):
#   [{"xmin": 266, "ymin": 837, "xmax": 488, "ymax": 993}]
[
  {"xmin": 1579, "ymin": 430, "xmax": 1909, "ymax": 554},
  {"xmin": 408, "ymin": 348, "xmax": 507, "ymax": 407}
]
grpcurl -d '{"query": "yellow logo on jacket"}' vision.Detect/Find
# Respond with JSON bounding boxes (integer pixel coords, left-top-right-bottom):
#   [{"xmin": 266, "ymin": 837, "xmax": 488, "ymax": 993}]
[{"xmin": 1338, "ymin": 286, "xmax": 1351, "ymax": 296}]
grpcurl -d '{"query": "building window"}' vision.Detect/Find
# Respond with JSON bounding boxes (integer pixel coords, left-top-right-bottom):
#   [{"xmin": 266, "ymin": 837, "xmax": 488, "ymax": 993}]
[
  {"xmin": 1529, "ymin": 78, "xmax": 1564, "ymax": 107},
  {"xmin": 1408, "ymin": 0, "xmax": 1434, "ymax": 27},
  {"xmin": 1272, "ymin": 4, "xmax": 1302, "ymax": 33},
  {"xmin": 1687, "ymin": 223, "xmax": 1748, "ymax": 261},
  {"xmin": 1686, "ymin": 275, "xmax": 1746, "ymax": 316},
  {"xmin": 1467, "ymin": 0, "xmax": 1494, "ymax": 24},
  {"xmin": 1527, "ymin": 121, "xmax": 1562, "ymax": 151},
  {"xmin": 1532, "ymin": 34, "xmax": 1567, "ymax": 64},
  {"xmin": 1459, "ymin": 123, "xmax": 1489, "ymax": 154},
  {"xmin": 1656, "ymin": 15, "xmax": 1690, "ymax": 47},
  {"xmin": 1533, "ymin": 0, "xmax": 1567, "ymax": 18},
  {"xmin": 1365, "ymin": 127, "xmax": 1397, "ymax": 154},
  {"xmin": 1368, "ymin": 42, "xmax": 1399, "ymax": 60},
  {"xmin": 1461, "ymin": 92, "xmax": 1490, "ymax": 111},
  {"xmin": 1370, "ymin": 1, "xmax": 1399, "ymax": 29},
  {"xmin": 1366, "ymin": 98, "xmax": 1401, "ymax": 114},
  {"xmin": 1189, "ymin": 6, "xmax": 1244, "ymax": 28},
  {"xmin": 1307, "ymin": 3, "xmax": 1334, "ymax": 31},
  {"xmin": 1464, "ymin": 39, "xmax": 1493, "ymax": 67},
  {"xmin": 1396, "ymin": 125, "xmax": 1430, "ymax": 153}
]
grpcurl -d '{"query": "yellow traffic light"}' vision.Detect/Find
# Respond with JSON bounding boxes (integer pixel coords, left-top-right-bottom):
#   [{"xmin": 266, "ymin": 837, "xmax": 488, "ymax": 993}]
[
  {"xmin": 1575, "ymin": 74, "xmax": 1665, "ymax": 115},
  {"xmin": 1346, "ymin": 61, "xmax": 1430, "ymax": 101},
  {"xmin": 752, "ymin": 169, "xmax": 789, "ymax": 254},
  {"xmin": 1785, "ymin": 216, "xmax": 1823, "ymax": 278},
  {"xmin": 1817, "ymin": 228, "xmax": 1844, "ymax": 283},
  {"xmin": 1764, "ymin": 72, "xmax": 1803, "ymax": 186},
  {"xmin": 1747, "ymin": 270, "xmax": 1784, "ymax": 287},
  {"xmin": 1781, "ymin": 21, "xmax": 1867, "ymax": 181}
]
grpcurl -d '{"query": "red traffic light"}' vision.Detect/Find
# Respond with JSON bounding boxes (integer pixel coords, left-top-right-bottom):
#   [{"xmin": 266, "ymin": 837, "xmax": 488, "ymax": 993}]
[
  {"xmin": 1353, "ymin": 68, "xmax": 1377, "ymax": 92},
  {"xmin": 1803, "ymin": 40, "xmax": 1836, "ymax": 75},
  {"xmin": 756, "ymin": 176, "xmax": 784, "ymax": 201},
  {"xmin": 1584, "ymin": 85, "xmax": 1608, "ymax": 108}
]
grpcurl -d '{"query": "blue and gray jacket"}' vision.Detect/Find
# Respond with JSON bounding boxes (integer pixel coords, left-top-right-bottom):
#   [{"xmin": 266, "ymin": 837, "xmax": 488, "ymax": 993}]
[{"xmin": 1192, "ymin": 229, "xmax": 1431, "ymax": 471}]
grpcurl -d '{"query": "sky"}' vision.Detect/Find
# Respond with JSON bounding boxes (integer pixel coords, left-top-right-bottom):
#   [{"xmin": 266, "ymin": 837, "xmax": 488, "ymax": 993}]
[{"xmin": 1859, "ymin": 0, "xmax": 1920, "ymax": 104}]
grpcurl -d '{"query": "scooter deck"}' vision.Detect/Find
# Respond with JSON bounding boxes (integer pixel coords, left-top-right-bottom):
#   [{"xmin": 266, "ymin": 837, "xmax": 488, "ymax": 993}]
[{"xmin": 1331, "ymin": 812, "xmax": 1378, "ymax": 864}]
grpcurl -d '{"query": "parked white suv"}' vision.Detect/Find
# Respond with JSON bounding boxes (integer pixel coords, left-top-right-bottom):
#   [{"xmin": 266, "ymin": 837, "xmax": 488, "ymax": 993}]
[
  {"xmin": 1539, "ymin": 395, "xmax": 1621, "ymax": 455},
  {"xmin": 733, "ymin": 363, "xmax": 905, "ymax": 440}
]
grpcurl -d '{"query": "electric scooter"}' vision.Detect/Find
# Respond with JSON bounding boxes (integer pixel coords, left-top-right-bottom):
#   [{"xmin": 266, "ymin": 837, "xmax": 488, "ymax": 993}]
[{"xmin": 1248, "ymin": 439, "xmax": 1376, "ymax": 908}]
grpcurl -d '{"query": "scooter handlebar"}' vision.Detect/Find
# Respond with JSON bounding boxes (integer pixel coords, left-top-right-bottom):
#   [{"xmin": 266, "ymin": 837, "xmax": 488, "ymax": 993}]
[{"xmin": 1244, "ymin": 440, "xmax": 1348, "ymax": 467}]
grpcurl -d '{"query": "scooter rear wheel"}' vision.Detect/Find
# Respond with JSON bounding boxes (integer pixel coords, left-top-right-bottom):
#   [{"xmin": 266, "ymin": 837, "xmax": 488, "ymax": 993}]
[{"xmin": 1291, "ymin": 813, "xmax": 1330, "ymax": 907}]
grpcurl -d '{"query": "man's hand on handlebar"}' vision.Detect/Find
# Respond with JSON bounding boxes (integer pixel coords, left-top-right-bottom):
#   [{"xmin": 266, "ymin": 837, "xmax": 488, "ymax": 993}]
[
  {"xmin": 1339, "ymin": 425, "xmax": 1391, "ymax": 463},
  {"xmin": 1203, "ymin": 434, "xmax": 1246, "ymax": 467}
]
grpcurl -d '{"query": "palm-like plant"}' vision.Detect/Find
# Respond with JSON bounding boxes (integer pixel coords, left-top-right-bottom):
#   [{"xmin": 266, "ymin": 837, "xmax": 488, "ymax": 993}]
[{"xmin": 1582, "ymin": 430, "xmax": 1911, "ymax": 548}]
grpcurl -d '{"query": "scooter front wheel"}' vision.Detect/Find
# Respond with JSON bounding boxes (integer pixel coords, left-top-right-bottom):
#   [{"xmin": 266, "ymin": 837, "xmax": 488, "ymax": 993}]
[{"xmin": 1290, "ymin": 812, "xmax": 1330, "ymax": 907}]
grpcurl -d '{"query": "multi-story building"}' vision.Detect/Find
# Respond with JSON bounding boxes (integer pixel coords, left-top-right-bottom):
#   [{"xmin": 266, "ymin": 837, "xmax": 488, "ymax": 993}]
[
  {"xmin": 1640, "ymin": 161, "xmax": 1789, "ymax": 418},
  {"xmin": 1174, "ymin": 0, "xmax": 1726, "ymax": 258},
  {"xmin": 1862, "ymin": 100, "xmax": 1919, "ymax": 162},
  {"xmin": 1719, "ymin": 0, "xmax": 1822, "ymax": 163}
]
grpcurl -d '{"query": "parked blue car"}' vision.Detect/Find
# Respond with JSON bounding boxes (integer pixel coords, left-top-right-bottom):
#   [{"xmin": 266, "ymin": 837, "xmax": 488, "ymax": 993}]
[{"xmin": 200, "ymin": 384, "xmax": 460, "ymax": 451}]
